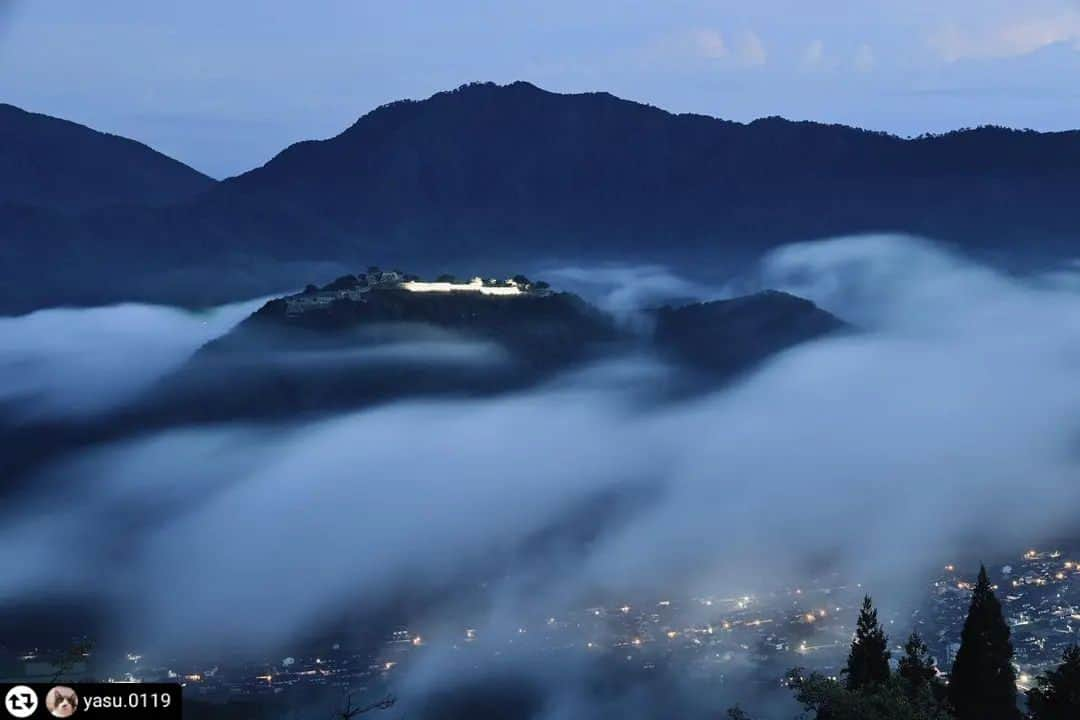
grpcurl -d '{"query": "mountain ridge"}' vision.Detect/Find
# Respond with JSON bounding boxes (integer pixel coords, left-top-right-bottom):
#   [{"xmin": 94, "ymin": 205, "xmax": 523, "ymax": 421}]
[
  {"xmin": 0, "ymin": 102, "xmax": 215, "ymax": 212},
  {"xmin": 4, "ymin": 80, "xmax": 1080, "ymax": 314}
]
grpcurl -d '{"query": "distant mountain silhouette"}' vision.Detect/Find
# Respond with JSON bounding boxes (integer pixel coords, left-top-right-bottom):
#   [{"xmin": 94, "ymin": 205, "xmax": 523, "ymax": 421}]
[
  {"xmin": 4, "ymin": 81, "xmax": 1080, "ymax": 313},
  {"xmin": 0, "ymin": 103, "xmax": 214, "ymax": 212},
  {"xmin": 654, "ymin": 290, "xmax": 847, "ymax": 375}
]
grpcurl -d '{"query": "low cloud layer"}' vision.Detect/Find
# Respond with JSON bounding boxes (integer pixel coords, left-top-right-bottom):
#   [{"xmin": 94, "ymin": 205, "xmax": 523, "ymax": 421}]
[
  {"xmin": 0, "ymin": 296, "xmax": 269, "ymax": 420},
  {"xmin": 2, "ymin": 235, "xmax": 1080, "ymax": 715},
  {"xmin": 543, "ymin": 264, "xmax": 720, "ymax": 314}
]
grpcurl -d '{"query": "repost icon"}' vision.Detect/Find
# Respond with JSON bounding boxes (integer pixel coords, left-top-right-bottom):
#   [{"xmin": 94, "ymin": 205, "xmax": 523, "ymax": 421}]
[{"xmin": 4, "ymin": 685, "xmax": 38, "ymax": 718}]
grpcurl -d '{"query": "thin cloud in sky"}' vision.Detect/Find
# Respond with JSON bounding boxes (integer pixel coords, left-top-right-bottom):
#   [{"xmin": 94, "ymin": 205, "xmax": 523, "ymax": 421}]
[
  {"xmin": 738, "ymin": 30, "xmax": 767, "ymax": 66},
  {"xmin": 854, "ymin": 43, "xmax": 876, "ymax": 72},
  {"xmin": 801, "ymin": 39, "xmax": 825, "ymax": 69},
  {"xmin": 691, "ymin": 28, "xmax": 727, "ymax": 60},
  {"xmin": 929, "ymin": 8, "xmax": 1080, "ymax": 61},
  {"xmin": 643, "ymin": 27, "xmax": 766, "ymax": 68}
]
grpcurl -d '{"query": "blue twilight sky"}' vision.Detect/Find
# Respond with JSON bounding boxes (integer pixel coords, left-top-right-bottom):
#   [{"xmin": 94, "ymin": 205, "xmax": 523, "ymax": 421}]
[{"xmin": 2, "ymin": 0, "xmax": 1080, "ymax": 178}]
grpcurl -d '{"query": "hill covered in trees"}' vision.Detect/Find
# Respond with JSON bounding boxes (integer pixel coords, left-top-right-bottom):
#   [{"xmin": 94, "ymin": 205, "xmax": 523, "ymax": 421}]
[
  {"xmin": 5, "ymin": 81, "xmax": 1080, "ymax": 313},
  {"xmin": 138, "ymin": 274, "xmax": 846, "ymax": 423},
  {"xmin": 0, "ymin": 102, "xmax": 213, "ymax": 212}
]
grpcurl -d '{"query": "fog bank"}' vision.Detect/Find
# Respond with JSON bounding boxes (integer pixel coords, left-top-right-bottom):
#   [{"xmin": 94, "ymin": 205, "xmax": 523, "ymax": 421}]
[{"xmin": 2, "ymin": 235, "xmax": 1080, "ymax": 716}]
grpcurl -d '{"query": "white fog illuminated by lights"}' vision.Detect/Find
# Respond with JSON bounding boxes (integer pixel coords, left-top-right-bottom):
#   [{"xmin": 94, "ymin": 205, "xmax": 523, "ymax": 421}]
[{"xmin": 1, "ymin": 235, "xmax": 1079, "ymax": 679}]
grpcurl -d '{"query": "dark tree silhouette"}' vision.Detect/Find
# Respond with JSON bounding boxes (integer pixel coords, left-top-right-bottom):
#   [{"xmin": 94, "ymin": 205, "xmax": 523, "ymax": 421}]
[
  {"xmin": 1027, "ymin": 644, "xmax": 1080, "ymax": 720},
  {"xmin": 845, "ymin": 595, "xmax": 891, "ymax": 690},
  {"xmin": 897, "ymin": 632, "xmax": 943, "ymax": 700},
  {"xmin": 948, "ymin": 565, "xmax": 1019, "ymax": 720},
  {"xmin": 50, "ymin": 639, "xmax": 94, "ymax": 683},
  {"xmin": 335, "ymin": 693, "xmax": 395, "ymax": 719},
  {"xmin": 787, "ymin": 668, "xmax": 951, "ymax": 720},
  {"xmin": 725, "ymin": 704, "xmax": 753, "ymax": 720}
]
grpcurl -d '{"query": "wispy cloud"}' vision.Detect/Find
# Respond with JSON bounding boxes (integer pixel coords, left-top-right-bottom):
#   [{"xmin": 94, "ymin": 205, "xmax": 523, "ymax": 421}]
[
  {"xmin": 690, "ymin": 28, "xmax": 727, "ymax": 60},
  {"xmin": 854, "ymin": 42, "xmax": 875, "ymax": 72},
  {"xmin": 0, "ymin": 295, "xmax": 270, "ymax": 420},
  {"xmin": 801, "ymin": 39, "xmax": 825, "ymax": 69},
  {"xmin": 642, "ymin": 27, "xmax": 767, "ymax": 68},
  {"xmin": 930, "ymin": 9, "xmax": 1080, "ymax": 61},
  {"xmin": 737, "ymin": 30, "xmax": 767, "ymax": 66},
  {"xmin": 542, "ymin": 264, "xmax": 720, "ymax": 316}
]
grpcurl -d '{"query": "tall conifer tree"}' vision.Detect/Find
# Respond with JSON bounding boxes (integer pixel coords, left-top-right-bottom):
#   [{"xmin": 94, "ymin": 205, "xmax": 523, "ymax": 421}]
[
  {"xmin": 948, "ymin": 565, "xmax": 1019, "ymax": 720},
  {"xmin": 845, "ymin": 595, "xmax": 891, "ymax": 690},
  {"xmin": 898, "ymin": 631, "xmax": 943, "ymax": 700}
]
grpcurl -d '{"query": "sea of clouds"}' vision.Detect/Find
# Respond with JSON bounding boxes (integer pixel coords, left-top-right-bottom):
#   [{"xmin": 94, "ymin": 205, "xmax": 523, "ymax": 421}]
[{"xmin": 2, "ymin": 234, "xmax": 1080, "ymax": 717}]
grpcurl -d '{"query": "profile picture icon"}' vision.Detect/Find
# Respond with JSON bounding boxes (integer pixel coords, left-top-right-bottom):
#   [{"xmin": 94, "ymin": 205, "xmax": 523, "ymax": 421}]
[{"xmin": 45, "ymin": 686, "xmax": 79, "ymax": 718}]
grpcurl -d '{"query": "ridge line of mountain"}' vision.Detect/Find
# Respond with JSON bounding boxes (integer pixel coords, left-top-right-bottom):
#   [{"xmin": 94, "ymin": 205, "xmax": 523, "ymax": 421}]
[{"xmin": 4, "ymin": 79, "xmax": 1080, "ymax": 315}]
